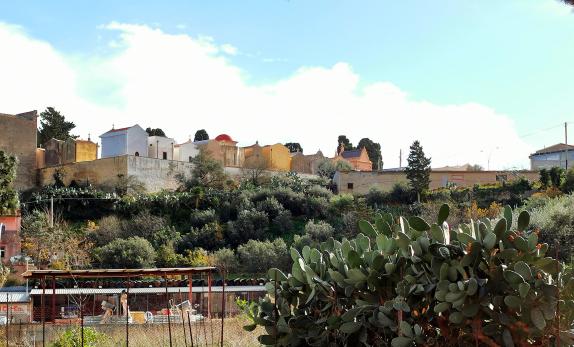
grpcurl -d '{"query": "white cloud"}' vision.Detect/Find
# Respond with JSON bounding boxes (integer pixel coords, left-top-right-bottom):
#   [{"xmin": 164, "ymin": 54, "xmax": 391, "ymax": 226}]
[
  {"xmin": 220, "ymin": 43, "xmax": 238, "ymax": 56},
  {"xmin": 0, "ymin": 22, "xmax": 533, "ymax": 169}
]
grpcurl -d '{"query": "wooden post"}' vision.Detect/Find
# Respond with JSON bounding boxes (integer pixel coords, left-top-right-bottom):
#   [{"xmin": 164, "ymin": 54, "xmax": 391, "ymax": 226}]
[
  {"xmin": 188, "ymin": 273, "xmax": 193, "ymax": 304},
  {"xmin": 220, "ymin": 267, "xmax": 226, "ymax": 347},
  {"xmin": 207, "ymin": 272, "xmax": 212, "ymax": 319},
  {"xmin": 41, "ymin": 277, "xmax": 46, "ymax": 347},
  {"xmin": 165, "ymin": 275, "xmax": 173, "ymax": 347},
  {"xmin": 126, "ymin": 276, "xmax": 130, "ymax": 347},
  {"xmin": 80, "ymin": 293, "xmax": 84, "ymax": 347},
  {"xmin": 179, "ymin": 289, "xmax": 188, "ymax": 347},
  {"xmin": 51, "ymin": 276, "xmax": 56, "ymax": 322},
  {"xmin": 6, "ymin": 292, "xmax": 9, "ymax": 347}
]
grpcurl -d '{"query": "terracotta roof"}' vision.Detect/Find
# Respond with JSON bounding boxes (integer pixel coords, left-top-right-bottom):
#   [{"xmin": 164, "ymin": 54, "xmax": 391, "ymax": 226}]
[
  {"xmin": 215, "ymin": 134, "xmax": 234, "ymax": 142},
  {"xmin": 532, "ymin": 143, "xmax": 574, "ymax": 155}
]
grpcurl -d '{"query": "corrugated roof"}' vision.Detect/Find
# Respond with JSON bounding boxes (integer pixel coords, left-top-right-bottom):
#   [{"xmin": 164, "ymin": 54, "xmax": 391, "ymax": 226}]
[
  {"xmin": 532, "ymin": 143, "xmax": 574, "ymax": 155},
  {"xmin": 23, "ymin": 267, "xmax": 217, "ymax": 279},
  {"xmin": 29, "ymin": 286, "xmax": 265, "ymax": 295},
  {"xmin": 0, "ymin": 292, "xmax": 30, "ymax": 302}
]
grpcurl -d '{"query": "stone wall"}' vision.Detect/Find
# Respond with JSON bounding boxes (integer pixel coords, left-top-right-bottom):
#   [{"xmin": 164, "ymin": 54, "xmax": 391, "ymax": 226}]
[
  {"xmin": 39, "ymin": 156, "xmax": 129, "ymax": 189},
  {"xmin": 126, "ymin": 155, "xmax": 194, "ymax": 192},
  {"xmin": 0, "ymin": 111, "xmax": 37, "ymax": 190},
  {"xmin": 334, "ymin": 170, "xmax": 540, "ymax": 195}
]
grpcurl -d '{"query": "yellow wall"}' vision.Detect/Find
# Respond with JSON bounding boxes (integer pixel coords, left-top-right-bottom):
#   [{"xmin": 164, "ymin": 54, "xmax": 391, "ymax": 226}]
[
  {"xmin": 262, "ymin": 144, "xmax": 291, "ymax": 171},
  {"xmin": 75, "ymin": 140, "xmax": 97, "ymax": 162}
]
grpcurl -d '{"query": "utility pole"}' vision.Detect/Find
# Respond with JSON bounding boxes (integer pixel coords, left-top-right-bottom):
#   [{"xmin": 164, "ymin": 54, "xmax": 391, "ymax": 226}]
[
  {"xmin": 566, "ymin": 122, "xmax": 569, "ymax": 170},
  {"xmin": 399, "ymin": 149, "xmax": 402, "ymax": 168},
  {"xmin": 49, "ymin": 197, "xmax": 54, "ymax": 228}
]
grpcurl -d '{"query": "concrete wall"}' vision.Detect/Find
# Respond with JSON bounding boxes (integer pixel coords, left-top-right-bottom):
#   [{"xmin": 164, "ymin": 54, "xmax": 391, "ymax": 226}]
[
  {"xmin": 39, "ymin": 156, "xmax": 129, "ymax": 189},
  {"xmin": 75, "ymin": 140, "xmax": 97, "ymax": 162},
  {"xmin": 335, "ymin": 170, "xmax": 540, "ymax": 195},
  {"xmin": 127, "ymin": 126, "xmax": 148, "ymax": 157},
  {"xmin": 100, "ymin": 132, "xmax": 128, "ymax": 158},
  {"xmin": 126, "ymin": 155, "xmax": 194, "ymax": 192},
  {"xmin": 0, "ymin": 111, "xmax": 37, "ymax": 190},
  {"xmin": 262, "ymin": 144, "xmax": 291, "ymax": 171},
  {"xmin": 176, "ymin": 141, "xmax": 199, "ymax": 162}
]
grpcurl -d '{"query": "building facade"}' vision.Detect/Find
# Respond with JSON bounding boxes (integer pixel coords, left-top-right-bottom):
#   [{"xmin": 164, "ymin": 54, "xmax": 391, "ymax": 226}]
[
  {"xmin": 43, "ymin": 138, "xmax": 98, "ymax": 167},
  {"xmin": 333, "ymin": 147, "xmax": 373, "ymax": 171},
  {"xmin": 290, "ymin": 151, "xmax": 325, "ymax": 174},
  {"xmin": 147, "ymin": 135, "xmax": 176, "ymax": 160},
  {"xmin": 99, "ymin": 125, "xmax": 148, "ymax": 158},
  {"xmin": 0, "ymin": 215, "xmax": 22, "ymax": 265},
  {"xmin": 0, "ymin": 111, "xmax": 38, "ymax": 190},
  {"xmin": 529, "ymin": 143, "xmax": 574, "ymax": 170}
]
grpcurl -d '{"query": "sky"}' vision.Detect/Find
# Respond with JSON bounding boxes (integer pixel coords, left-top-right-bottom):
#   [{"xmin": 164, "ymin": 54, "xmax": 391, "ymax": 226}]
[{"xmin": 1, "ymin": 0, "xmax": 574, "ymax": 169}]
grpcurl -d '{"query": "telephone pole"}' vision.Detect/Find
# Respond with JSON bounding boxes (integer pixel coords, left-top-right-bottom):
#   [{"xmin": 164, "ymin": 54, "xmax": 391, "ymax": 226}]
[{"xmin": 566, "ymin": 122, "xmax": 569, "ymax": 170}]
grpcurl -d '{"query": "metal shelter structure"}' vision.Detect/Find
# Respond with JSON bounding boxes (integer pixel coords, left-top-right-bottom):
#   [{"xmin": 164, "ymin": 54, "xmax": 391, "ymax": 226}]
[{"xmin": 22, "ymin": 267, "xmax": 226, "ymax": 347}]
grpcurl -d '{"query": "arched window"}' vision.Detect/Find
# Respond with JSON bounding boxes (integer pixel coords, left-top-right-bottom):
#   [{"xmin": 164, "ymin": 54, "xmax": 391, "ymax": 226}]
[{"xmin": 135, "ymin": 152, "xmax": 140, "ymax": 156}]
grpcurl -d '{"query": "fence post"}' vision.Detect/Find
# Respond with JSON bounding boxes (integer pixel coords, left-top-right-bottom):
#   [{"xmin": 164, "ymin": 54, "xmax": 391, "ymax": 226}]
[
  {"xmin": 220, "ymin": 267, "xmax": 226, "ymax": 347},
  {"xmin": 164, "ymin": 274, "xmax": 173, "ymax": 347},
  {"xmin": 41, "ymin": 277, "xmax": 46, "ymax": 347},
  {"xmin": 126, "ymin": 276, "xmax": 130, "ymax": 347}
]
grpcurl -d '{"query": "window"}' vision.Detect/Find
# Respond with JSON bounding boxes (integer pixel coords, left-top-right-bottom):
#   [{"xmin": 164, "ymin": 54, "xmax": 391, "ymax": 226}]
[
  {"xmin": 189, "ymin": 156, "xmax": 192, "ymax": 163},
  {"xmin": 347, "ymin": 183, "xmax": 354, "ymax": 190},
  {"xmin": 135, "ymin": 152, "xmax": 140, "ymax": 157},
  {"xmin": 0, "ymin": 246, "xmax": 5, "ymax": 259},
  {"xmin": 162, "ymin": 152, "xmax": 168, "ymax": 160}
]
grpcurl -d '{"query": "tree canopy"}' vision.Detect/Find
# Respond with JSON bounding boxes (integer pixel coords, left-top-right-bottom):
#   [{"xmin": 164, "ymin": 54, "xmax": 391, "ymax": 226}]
[
  {"xmin": 0, "ymin": 151, "xmax": 19, "ymax": 214},
  {"xmin": 38, "ymin": 107, "xmax": 77, "ymax": 146},
  {"xmin": 357, "ymin": 138, "xmax": 382, "ymax": 170},
  {"xmin": 177, "ymin": 147, "xmax": 226, "ymax": 190},
  {"xmin": 194, "ymin": 129, "xmax": 209, "ymax": 142},
  {"xmin": 405, "ymin": 140, "xmax": 431, "ymax": 200},
  {"xmin": 145, "ymin": 127, "xmax": 167, "ymax": 137},
  {"xmin": 285, "ymin": 142, "xmax": 303, "ymax": 153},
  {"xmin": 336, "ymin": 135, "xmax": 354, "ymax": 155}
]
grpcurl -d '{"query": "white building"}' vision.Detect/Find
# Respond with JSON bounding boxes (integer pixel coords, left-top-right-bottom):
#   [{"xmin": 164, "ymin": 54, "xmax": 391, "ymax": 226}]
[
  {"xmin": 148, "ymin": 136, "xmax": 176, "ymax": 160},
  {"xmin": 174, "ymin": 140, "xmax": 201, "ymax": 163},
  {"xmin": 99, "ymin": 125, "xmax": 148, "ymax": 158}
]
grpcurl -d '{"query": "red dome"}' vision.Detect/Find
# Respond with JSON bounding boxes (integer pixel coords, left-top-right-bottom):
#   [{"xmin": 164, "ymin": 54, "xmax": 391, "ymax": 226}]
[{"xmin": 215, "ymin": 134, "xmax": 234, "ymax": 142}]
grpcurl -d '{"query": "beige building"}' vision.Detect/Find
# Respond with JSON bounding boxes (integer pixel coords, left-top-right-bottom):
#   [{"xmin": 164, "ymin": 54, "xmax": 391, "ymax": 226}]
[
  {"xmin": 43, "ymin": 138, "xmax": 98, "ymax": 167},
  {"xmin": 147, "ymin": 135, "xmax": 176, "ymax": 160},
  {"xmin": 291, "ymin": 151, "xmax": 325, "ymax": 174},
  {"xmin": 0, "ymin": 111, "xmax": 38, "ymax": 190},
  {"xmin": 334, "ymin": 170, "xmax": 539, "ymax": 195}
]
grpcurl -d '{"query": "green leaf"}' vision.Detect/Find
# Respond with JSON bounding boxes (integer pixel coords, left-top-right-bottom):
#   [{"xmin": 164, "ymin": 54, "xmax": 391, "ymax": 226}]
[
  {"xmin": 462, "ymin": 303, "xmax": 480, "ymax": 317},
  {"xmin": 434, "ymin": 302, "xmax": 450, "ymax": 313},
  {"xmin": 494, "ymin": 218, "xmax": 507, "ymax": 239},
  {"xmin": 358, "ymin": 220, "xmax": 378, "ymax": 238},
  {"xmin": 530, "ymin": 307, "xmax": 546, "ymax": 331},
  {"xmin": 258, "ymin": 335, "xmax": 276, "ymax": 345},
  {"xmin": 519, "ymin": 282, "xmax": 530, "ymax": 298},
  {"xmin": 430, "ymin": 224, "xmax": 445, "ymax": 243},
  {"xmin": 243, "ymin": 323, "xmax": 257, "ymax": 332},
  {"xmin": 391, "ymin": 336, "xmax": 413, "ymax": 347},
  {"xmin": 483, "ymin": 232, "xmax": 496, "ymax": 250},
  {"xmin": 528, "ymin": 232, "xmax": 538, "ymax": 250},
  {"xmin": 400, "ymin": 321, "xmax": 414, "ymax": 338},
  {"xmin": 340, "ymin": 321, "xmax": 362, "ymax": 334},
  {"xmin": 513, "ymin": 261, "xmax": 532, "ymax": 281},
  {"xmin": 267, "ymin": 268, "xmax": 287, "ymax": 282},
  {"xmin": 347, "ymin": 250, "xmax": 362, "ymax": 268},
  {"xmin": 449, "ymin": 312, "xmax": 464, "ymax": 324},
  {"xmin": 302, "ymin": 245, "xmax": 311, "ymax": 262},
  {"xmin": 466, "ymin": 278, "xmax": 478, "ymax": 296},
  {"xmin": 290, "ymin": 247, "xmax": 302, "ymax": 262},
  {"xmin": 504, "ymin": 295, "xmax": 521, "ymax": 309},
  {"xmin": 503, "ymin": 329, "xmax": 515, "ymax": 347},
  {"xmin": 504, "ymin": 205, "xmax": 513, "ymax": 231},
  {"xmin": 503, "ymin": 270, "xmax": 525, "ymax": 284},
  {"xmin": 346, "ymin": 268, "xmax": 367, "ymax": 283},
  {"xmin": 397, "ymin": 232, "xmax": 411, "ymax": 250},
  {"xmin": 372, "ymin": 254, "xmax": 385, "ymax": 271},
  {"xmin": 517, "ymin": 210, "xmax": 530, "ymax": 231},
  {"xmin": 385, "ymin": 262, "xmax": 396, "ymax": 275},
  {"xmin": 438, "ymin": 204, "xmax": 450, "ymax": 225},
  {"xmin": 408, "ymin": 216, "xmax": 430, "ymax": 232}
]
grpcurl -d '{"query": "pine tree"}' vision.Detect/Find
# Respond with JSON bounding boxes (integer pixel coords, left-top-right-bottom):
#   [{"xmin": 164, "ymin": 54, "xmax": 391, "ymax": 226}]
[
  {"xmin": 146, "ymin": 127, "xmax": 167, "ymax": 137},
  {"xmin": 285, "ymin": 142, "xmax": 303, "ymax": 153},
  {"xmin": 405, "ymin": 140, "xmax": 431, "ymax": 201},
  {"xmin": 336, "ymin": 135, "xmax": 354, "ymax": 155},
  {"xmin": 0, "ymin": 150, "xmax": 19, "ymax": 214},
  {"xmin": 37, "ymin": 107, "xmax": 77, "ymax": 146},
  {"xmin": 194, "ymin": 129, "xmax": 209, "ymax": 142}
]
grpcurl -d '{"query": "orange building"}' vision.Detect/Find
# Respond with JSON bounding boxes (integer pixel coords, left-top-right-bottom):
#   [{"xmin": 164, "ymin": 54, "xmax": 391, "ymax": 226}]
[{"xmin": 333, "ymin": 147, "xmax": 372, "ymax": 171}]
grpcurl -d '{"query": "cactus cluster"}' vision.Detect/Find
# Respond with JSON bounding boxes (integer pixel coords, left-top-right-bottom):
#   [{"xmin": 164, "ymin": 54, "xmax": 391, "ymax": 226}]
[{"xmin": 243, "ymin": 204, "xmax": 574, "ymax": 346}]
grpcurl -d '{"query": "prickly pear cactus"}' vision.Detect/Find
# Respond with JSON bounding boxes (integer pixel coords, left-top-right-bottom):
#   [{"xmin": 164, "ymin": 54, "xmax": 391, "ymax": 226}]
[{"xmin": 244, "ymin": 204, "xmax": 574, "ymax": 346}]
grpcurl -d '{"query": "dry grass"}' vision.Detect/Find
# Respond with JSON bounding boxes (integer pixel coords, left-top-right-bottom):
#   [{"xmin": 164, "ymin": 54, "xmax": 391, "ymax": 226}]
[{"xmin": 3, "ymin": 317, "xmax": 264, "ymax": 346}]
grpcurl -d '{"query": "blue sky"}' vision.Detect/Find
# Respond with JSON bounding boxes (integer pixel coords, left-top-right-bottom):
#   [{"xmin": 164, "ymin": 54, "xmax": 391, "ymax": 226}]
[{"xmin": 1, "ymin": 0, "xmax": 573, "ymax": 169}]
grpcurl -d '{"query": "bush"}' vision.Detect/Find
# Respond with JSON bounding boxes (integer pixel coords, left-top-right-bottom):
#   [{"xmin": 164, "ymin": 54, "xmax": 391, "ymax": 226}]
[
  {"xmin": 209, "ymin": 248, "xmax": 238, "ymax": 273},
  {"xmin": 189, "ymin": 209, "xmax": 218, "ymax": 228},
  {"xmin": 256, "ymin": 197, "xmax": 286, "ymax": 220},
  {"xmin": 228, "ymin": 209, "xmax": 269, "ymax": 244},
  {"xmin": 302, "ymin": 196, "xmax": 329, "ymax": 219},
  {"xmin": 244, "ymin": 205, "xmax": 574, "ymax": 346},
  {"xmin": 364, "ymin": 188, "xmax": 387, "ymax": 207},
  {"xmin": 181, "ymin": 248, "xmax": 209, "ymax": 267},
  {"xmin": 271, "ymin": 210, "xmax": 293, "ymax": 235},
  {"xmin": 51, "ymin": 326, "xmax": 109, "ymax": 347},
  {"xmin": 562, "ymin": 168, "xmax": 574, "ymax": 194},
  {"xmin": 237, "ymin": 238, "xmax": 289, "ymax": 274},
  {"xmin": 306, "ymin": 185, "xmax": 333, "ymax": 200},
  {"xmin": 89, "ymin": 216, "xmax": 123, "ymax": 247},
  {"xmin": 330, "ymin": 194, "xmax": 355, "ymax": 213},
  {"xmin": 121, "ymin": 213, "xmax": 168, "ymax": 241},
  {"xmin": 530, "ymin": 194, "xmax": 574, "ymax": 261},
  {"xmin": 95, "ymin": 237, "xmax": 156, "ymax": 268},
  {"xmin": 303, "ymin": 220, "xmax": 334, "ymax": 243},
  {"xmin": 182, "ymin": 222, "xmax": 225, "ymax": 251}
]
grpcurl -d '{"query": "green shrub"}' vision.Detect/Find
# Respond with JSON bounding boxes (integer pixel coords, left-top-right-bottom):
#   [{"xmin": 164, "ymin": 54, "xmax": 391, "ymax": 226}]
[
  {"xmin": 306, "ymin": 185, "xmax": 333, "ymax": 200},
  {"xmin": 303, "ymin": 220, "xmax": 334, "ymax": 243},
  {"xmin": 244, "ymin": 205, "xmax": 574, "ymax": 346},
  {"xmin": 95, "ymin": 237, "xmax": 156, "ymax": 268},
  {"xmin": 256, "ymin": 197, "xmax": 286, "ymax": 220},
  {"xmin": 51, "ymin": 327, "xmax": 109, "ymax": 347},
  {"xmin": 227, "ymin": 209, "xmax": 269, "ymax": 245},
  {"xmin": 302, "ymin": 196, "xmax": 329, "ymax": 219},
  {"xmin": 329, "ymin": 193, "xmax": 355, "ymax": 213},
  {"xmin": 237, "ymin": 238, "xmax": 290, "ymax": 273},
  {"xmin": 271, "ymin": 210, "xmax": 293, "ymax": 235},
  {"xmin": 562, "ymin": 168, "xmax": 574, "ymax": 194},
  {"xmin": 182, "ymin": 222, "xmax": 225, "ymax": 251},
  {"xmin": 530, "ymin": 194, "xmax": 574, "ymax": 262},
  {"xmin": 209, "ymin": 248, "xmax": 238, "ymax": 273},
  {"xmin": 189, "ymin": 208, "xmax": 218, "ymax": 228}
]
